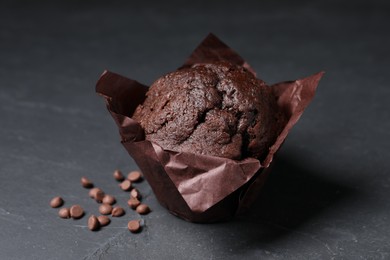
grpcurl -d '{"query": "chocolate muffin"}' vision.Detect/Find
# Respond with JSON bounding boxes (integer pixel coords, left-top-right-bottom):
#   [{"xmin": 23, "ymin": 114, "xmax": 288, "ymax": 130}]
[{"xmin": 132, "ymin": 61, "xmax": 283, "ymax": 160}]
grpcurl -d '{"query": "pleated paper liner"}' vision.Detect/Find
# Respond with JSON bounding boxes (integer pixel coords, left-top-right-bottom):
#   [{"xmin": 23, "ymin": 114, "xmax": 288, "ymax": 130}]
[{"xmin": 96, "ymin": 34, "xmax": 323, "ymax": 223}]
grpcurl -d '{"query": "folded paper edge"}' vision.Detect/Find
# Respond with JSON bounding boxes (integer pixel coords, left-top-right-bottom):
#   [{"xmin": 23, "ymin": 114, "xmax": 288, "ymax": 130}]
[
  {"xmin": 96, "ymin": 70, "xmax": 149, "ymax": 117},
  {"xmin": 180, "ymin": 33, "xmax": 256, "ymax": 76},
  {"xmin": 96, "ymin": 70, "xmax": 148, "ymax": 141},
  {"xmin": 152, "ymin": 144, "xmax": 262, "ymax": 213},
  {"xmin": 263, "ymin": 71, "xmax": 324, "ymax": 167}
]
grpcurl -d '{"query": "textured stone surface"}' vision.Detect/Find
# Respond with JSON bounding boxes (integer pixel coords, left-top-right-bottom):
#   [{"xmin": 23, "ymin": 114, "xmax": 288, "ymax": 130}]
[{"xmin": 1, "ymin": 0, "xmax": 389, "ymax": 259}]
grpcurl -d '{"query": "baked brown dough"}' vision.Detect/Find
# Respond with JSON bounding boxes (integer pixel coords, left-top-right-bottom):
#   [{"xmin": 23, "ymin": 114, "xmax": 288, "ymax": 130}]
[{"xmin": 133, "ymin": 61, "xmax": 283, "ymax": 160}]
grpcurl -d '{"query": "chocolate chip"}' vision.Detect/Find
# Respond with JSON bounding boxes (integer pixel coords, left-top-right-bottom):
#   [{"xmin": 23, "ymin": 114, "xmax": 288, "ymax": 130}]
[
  {"xmin": 89, "ymin": 187, "xmax": 102, "ymax": 198},
  {"xmin": 136, "ymin": 204, "xmax": 150, "ymax": 215},
  {"xmin": 58, "ymin": 208, "xmax": 70, "ymax": 219},
  {"xmin": 127, "ymin": 220, "xmax": 141, "ymax": 233},
  {"xmin": 119, "ymin": 180, "xmax": 132, "ymax": 191},
  {"xmin": 88, "ymin": 215, "xmax": 99, "ymax": 231},
  {"xmin": 70, "ymin": 205, "xmax": 84, "ymax": 219},
  {"xmin": 81, "ymin": 177, "xmax": 94, "ymax": 189},
  {"xmin": 97, "ymin": 215, "xmax": 110, "ymax": 227},
  {"xmin": 95, "ymin": 190, "xmax": 105, "ymax": 203},
  {"xmin": 99, "ymin": 204, "xmax": 113, "ymax": 215},
  {"xmin": 50, "ymin": 196, "xmax": 64, "ymax": 208},
  {"xmin": 102, "ymin": 194, "xmax": 116, "ymax": 205},
  {"xmin": 89, "ymin": 188, "xmax": 105, "ymax": 203},
  {"xmin": 130, "ymin": 188, "xmax": 141, "ymax": 200},
  {"xmin": 127, "ymin": 171, "xmax": 142, "ymax": 182},
  {"xmin": 127, "ymin": 197, "xmax": 141, "ymax": 209},
  {"xmin": 111, "ymin": 207, "xmax": 125, "ymax": 217},
  {"xmin": 113, "ymin": 169, "xmax": 125, "ymax": 182}
]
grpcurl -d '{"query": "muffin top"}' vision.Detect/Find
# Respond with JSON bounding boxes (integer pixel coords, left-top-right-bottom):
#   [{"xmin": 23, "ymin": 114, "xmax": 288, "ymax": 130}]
[{"xmin": 132, "ymin": 61, "xmax": 282, "ymax": 160}]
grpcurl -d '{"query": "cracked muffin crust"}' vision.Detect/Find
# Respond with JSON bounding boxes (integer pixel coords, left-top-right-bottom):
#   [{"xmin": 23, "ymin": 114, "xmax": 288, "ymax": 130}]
[{"xmin": 132, "ymin": 61, "xmax": 283, "ymax": 160}]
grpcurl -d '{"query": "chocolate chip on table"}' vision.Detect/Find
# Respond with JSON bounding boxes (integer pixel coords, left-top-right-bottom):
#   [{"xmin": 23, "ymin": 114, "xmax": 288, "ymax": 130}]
[
  {"xmin": 97, "ymin": 215, "xmax": 110, "ymax": 227},
  {"xmin": 81, "ymin": 177, "xmax": 94, "ymax": 189},
  {"xmin": 130, "ymin": 188, "xmax": 141, "ymax": 200},
  {"xmin": 88, "ymin": 215, "xmax": 100, "ymax": 231},
  {"xmin": 50, "ymin": 196, "xmax": 64, "ymax": 208},
  {"xmin": 102, "ymin": 194, "xmax": 116, "ymax": 205},
  {"xmin": 127, "ymin": 171, "xmax": 142, "ymax": 182},
  {"xmin": 89, "ymin": 187, "xmax": 102, "ymax": 198},
  {"xmin": 58, "ymin": 208, "xmax": 70, "ymax": 219},
  {"xmin": 119, "ymin": 180, "xmax": 132, "ymax": 191},
  {"xmin": 127, "ymin": 220, "xmax": 141, "ymax": 233},
  {"xmin": 51, "ymin": 173, "xmax": 153, "ymax": 230},
  {"xmin": 70, "ymin": 205, "xmax": 84, "ymax": 219},
  {"xmin": 89, "ymin": 188, "xmax": 105, "ymax": 203},
  {"xmin": 127, "ymin": 197, "xmax": 141, "ymax": 209},
  {"xmin": 136, "ymin": 204, "xmax": 150, "ymax": 215},
  {"xmin": 99, "ymin": 204, "xmax": 113, "ymax": 215},
  {"xmin": 111, "ymin": 207, "xmax": 125, "ymax": 217},
  {"xmin": 95, "ymin": 190, "xmax": 105, "ymax": 203},
  {"xmin": 113, "ymin": 169, "xmax": 125, "ymax": 182}
]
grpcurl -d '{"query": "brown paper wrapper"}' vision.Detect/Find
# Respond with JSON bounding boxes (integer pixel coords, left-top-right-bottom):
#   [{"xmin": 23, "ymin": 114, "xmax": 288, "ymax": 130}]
[{"xmin": 96, "ymin": 33, "xmax": 324, "ymax": 223}]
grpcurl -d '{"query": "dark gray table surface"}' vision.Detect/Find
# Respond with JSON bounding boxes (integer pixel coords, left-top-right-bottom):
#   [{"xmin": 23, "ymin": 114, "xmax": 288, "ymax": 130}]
[{"xmin": 1, "ymin": 0, "xmax": 389, "ymax": 259}]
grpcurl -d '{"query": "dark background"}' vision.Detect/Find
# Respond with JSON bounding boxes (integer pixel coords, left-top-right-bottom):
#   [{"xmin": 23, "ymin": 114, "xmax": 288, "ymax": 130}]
[{"xmin": 1, "ymin": 0, "xmax": 389, "ymax": 259}]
